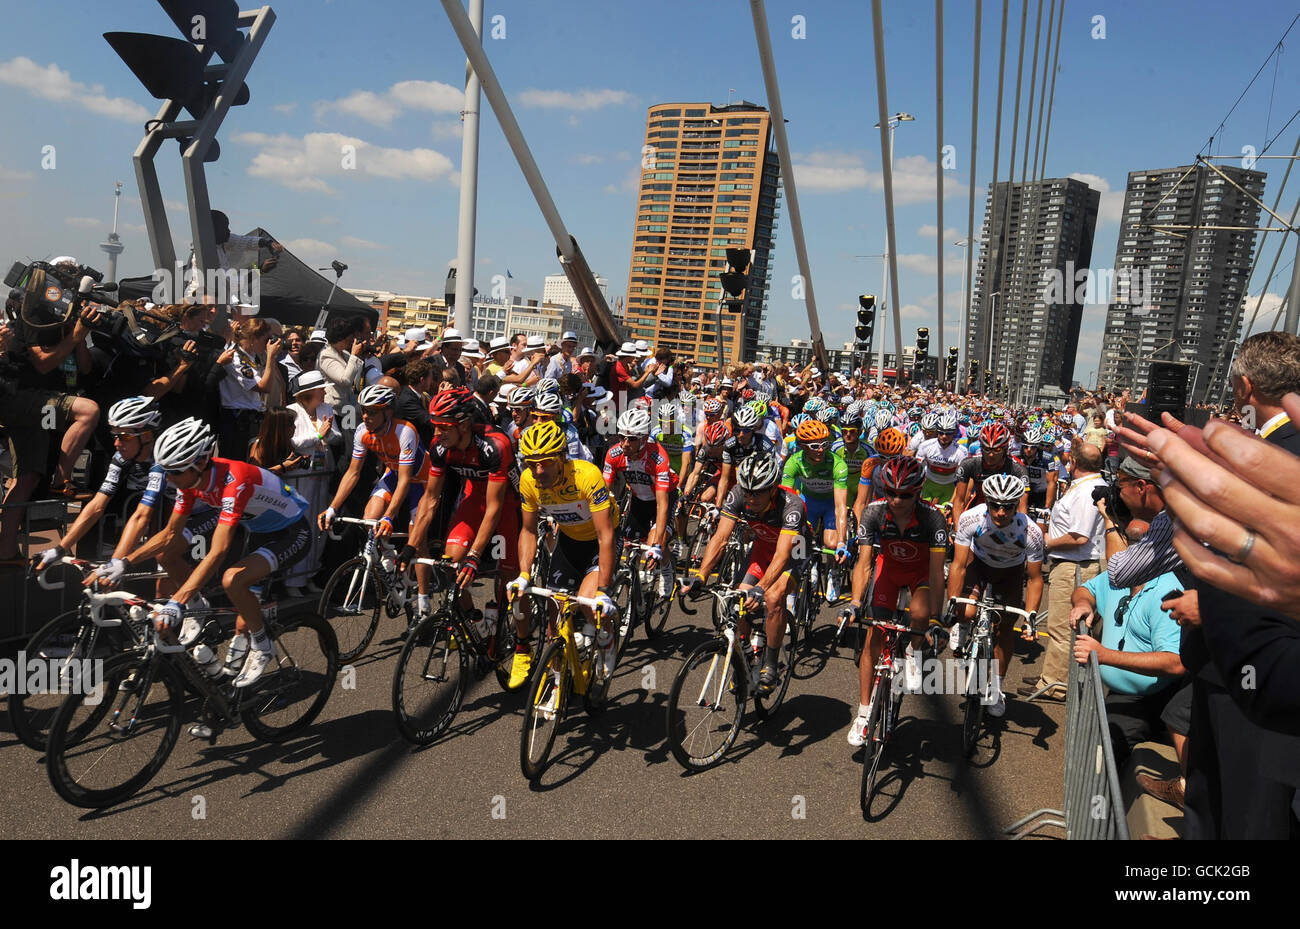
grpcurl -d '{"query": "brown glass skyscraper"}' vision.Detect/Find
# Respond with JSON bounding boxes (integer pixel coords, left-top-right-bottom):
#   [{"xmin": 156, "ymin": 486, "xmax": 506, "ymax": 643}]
[{"xmin": 623, "ymin": 102, "xmax": 781, "ymax": 368}]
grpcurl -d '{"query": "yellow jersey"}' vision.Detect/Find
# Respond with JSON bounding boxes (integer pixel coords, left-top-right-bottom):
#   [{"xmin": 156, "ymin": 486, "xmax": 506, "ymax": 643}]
[{"xmin": 519, "ymin": 458, "xmax": 619, "ymax": 541}]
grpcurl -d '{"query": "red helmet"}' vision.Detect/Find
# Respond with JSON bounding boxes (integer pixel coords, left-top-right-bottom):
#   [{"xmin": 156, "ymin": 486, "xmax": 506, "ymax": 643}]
[
  {"xmin": 980, "ymin": 422, "xmax": 1010, "ymax": 450},
  {"xmin": 740, "ymin": 387, "xmax": 756, "ymax": 401},
  {"xmin": 428, "ymin": 387, "xmax": 475, "ymax": 424},
  {"xmin": 876, "ymin": 456, "xmax": 926, "ymax": 495},
  {"xmin": 704, "ymin": 422, "xmax": 729, "ymax": 445}
]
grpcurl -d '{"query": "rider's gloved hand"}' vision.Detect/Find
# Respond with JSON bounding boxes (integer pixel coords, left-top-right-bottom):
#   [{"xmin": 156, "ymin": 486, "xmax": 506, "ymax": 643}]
[
  {"xmin": 33, "ymin": 545, "xmax": 65, "ymax": 573},
  {"xmin": 643, "ymin": 544, "xmax": 662, "ymax": 568},
  {"xmin": 835, "ymin": 542, "xmax": 851, "ymax": 563},
  {"xmin": 100, "ymin": 557, "xmax": 128, "ymax": 586},
  {"xmin": 924, "ymin": 620, "xmax": 950, "ymax": 654},
  {"xmin": 456, "ymin": 551, "xmax": 480, "ymax": 588},
  {"xmin": 506, "ymin": 574, "xmax": 530, "ymax": 601},
  {"xmin": 154, "ymin": 599, "xmax": 185, "ymax": 634},
  {"xmin": 375, "ymin": 515, "xmax": 395, "ymax": 538},
  {"xmin": 744, "ymin": 585, "xmax": 765, "ymax": 609},
  {"xmin": 593, "ymin": 592, "xmax": 617, "ymax": 620},
  {"xmin": 941, "ymin": 598, "xmax": 957, "ymax": 627},
  {"xmin": 396, "ymin": 544, "xmax": 417, "ymax": 573},
  {"xmin": 684, "ymin": 573, "xmax": 705, "ymax": 597},
  {"xmin": 318, "ymin": 506, "xmax": 336, "ymax": 530}
]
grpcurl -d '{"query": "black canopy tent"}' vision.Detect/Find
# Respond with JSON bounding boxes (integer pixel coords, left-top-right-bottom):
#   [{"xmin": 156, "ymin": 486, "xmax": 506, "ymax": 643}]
[{"xmin": 115, "ymin": 228, "xmax": 377, "ymax": 329}]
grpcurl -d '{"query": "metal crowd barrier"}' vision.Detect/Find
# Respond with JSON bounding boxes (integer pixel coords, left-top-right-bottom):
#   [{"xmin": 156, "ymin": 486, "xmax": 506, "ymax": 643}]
[{"xmin": 1005, "ymin": 618, "xmax": 1130, "ymax": 840}]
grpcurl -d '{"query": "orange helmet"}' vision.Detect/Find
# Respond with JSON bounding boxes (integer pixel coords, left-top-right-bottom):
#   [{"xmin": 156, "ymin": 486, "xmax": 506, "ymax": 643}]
[
  {"xmin": 874, "ymin": 427, "xmax": 907, "ymax": 457},
  {"xmin": 795, "ymin": 419, "xmax": 830, "ymax": 444}
]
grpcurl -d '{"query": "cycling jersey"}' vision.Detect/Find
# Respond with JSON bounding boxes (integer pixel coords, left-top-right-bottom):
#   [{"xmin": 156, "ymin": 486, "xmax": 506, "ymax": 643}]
[
  {"xmin": 954, "ymin": 454, "xmax": 1029, "ymax": 507},
  {"xmin": 915, "ymin": 437, "xmax": 968, "ymax": 485},
  {"xmin": 782, "ymin": 449, "xmax": 847, "ymax": 501},
  {"xmin": 519, "ymin": 458, "xmax": 618, "ymax": 542},
  {"xmin": 722, "ymin": 432, "xmax": 776, "ymax": 468},
  {"xmin": 98, "ymin": 453, "xmax": 169, "ymax": 509},
  {"xmin": 839, "ymin": 441, "xmax": 871, "ymax": 504},
  {"xmin": 352, "ymin": 417, "xmax": 431, "ymax": 481},
  {"xmin": 603, "ymin": 438, "xmax": 678, "ymax": 501},
  {"xmin": 954, "ymin": 503, "xmax": 1044, "ymax": 569},
  {"xmin": 857, "ymin": 498, "xmax": 949, "ymax": 570},
  {"xmin": 654, "ymin": 426, "xmax": 694, "ymax": 473},
  {"xmin": 720, "ymin": 484, "xmax": 805, "ymax": 548},
  {"xmin": 1021, "ymin": 448, "xmax": 1057, "ymax": 492},
  {"xmin": 173, "ymin": 458, "xmax": 309, "ymax": 533},
  {"xmin": 428, "ymin": 425, "xmax": 514, "ymax": 486},
  {"xmin": 858, "ymin": 455, "xmax": 896, "ymax": 502}
]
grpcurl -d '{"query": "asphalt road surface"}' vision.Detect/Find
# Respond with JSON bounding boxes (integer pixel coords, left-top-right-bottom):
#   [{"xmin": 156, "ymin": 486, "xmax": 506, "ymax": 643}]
[{"xmin": 0, "ymin": 589, "xmax": 1065, "ymax": 839}]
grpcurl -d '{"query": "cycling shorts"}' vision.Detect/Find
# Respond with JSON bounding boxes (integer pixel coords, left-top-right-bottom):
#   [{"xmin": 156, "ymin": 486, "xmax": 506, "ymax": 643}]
[
  {"xmin": 922, "ymin": 477, "xmax": 956, "ymax": 506},
  {"xmin": 1027, "ymin": 489, "xmax": 1048, "ymax": 511},
  {"xmin": 741, "ymin": 534, "xmax": 803, "ymax": 586},
  {"xmin": 804, "ymin": 495, "xmax": 837, "ymax": 532},
  {"xmin": 248, "ymin": 516, "xmax": 312, "ymax": 574},
  {"xmin": 548, "ymin": 533, "xmax": 601, "ymax": 591},
  {"xmin": 959, "ymin": 556, "xmax": 1026, "ymax": 612},
  {"xmin": 620, "ymin": 489, "xmax": 678, "ymax": 542},
  {"xmin": 445, "ymin": 494, "xmax": 520, "ymax": 572},
  {"xmin": 371, "ymin": 469, "xmax": 426, "ymax": 519},
  {"xmin": 870, "ymin": 552, "xmax": 929, "ymax": 611}
]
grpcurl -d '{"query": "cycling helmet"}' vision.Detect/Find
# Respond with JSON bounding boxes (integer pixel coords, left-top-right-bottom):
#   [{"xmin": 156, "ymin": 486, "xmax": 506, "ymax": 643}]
[
  {"xmin": 535, "ymin": 377, "xmax": 560, "ymax": 396},
  {"xmin": 795, "ymin": 419, "xmax": 831, "ymax": 444},
  {"xmin": 428, "ymin": 387, "xmax": 474, "ymax": 423},
  {"xmin": 358, "ymin": 384, "xmax": 396, "ymax": 408},
  {"xmin": 836, "ymin": 394, "xmax": 852, "ymax": 409},
  {"xmin": 982, "ymin": 472, "xmax": 1026, "ymax": 504},
  {"xmin": 657, "ymin": 401, "xmax": 678, "ymax": 422},
  {"xmin": 703, "ymin": 398, "xmax": 723, "ymax": 416},
  {"xmin": 840, "ymin": 408, "xmax": 863, "ymax": 429},
  {"xmin": 617, "ymin": 408, "xmax": 652, "ymax": 436},
  {"xmin": 748, "ymin": 399, "xmax": 769, "ymax": 419},
  {"xmin": 874, "ymin": 427, "xmax": 907, "ymax": 457},
  {"xmin": 921, "ymin": 410, "xmax": 939, "ymax": 431},
  {"xmin": 533, "ymin": 392, "xmax": 563, "ymax": 415},
  {"xmin": 733, "ymin": 406, "xmax": 761, "ymax": 431},
  {"xmin": 907, "ymin": 406, "xmax": 924, "ymax": 420},
  {"xmin": 704, "ymin": 422, "xmax": 729, "ymax": 445},
  {"xmin": 153, "ymin": 417, "xmax": 215, "ymax": 471},
  {"xmin": 803, "ymin": 397, "xmax": 824, "ymax": 414},
  {"xmin": 789, "ymin": 413, "xmax": 810, "ymax": 429},
  {"xmin": 877, "ymin": 456, "xmax": 926, "ymax": 494},
  {"xmin": 815, "ymin": 405, "xmax": 838, "ymax": 424},
  {"xmin": 938, "ymin": 409, "xmax": 958, "ymax": 432},
  {"xmin": 108, "ymin": 396, "xmax": 162, "ymax": 430},
  {"xmin": 740, "ymin": 388, "xmax": 755, "ymax": 401},
  {"xmin": 906, "ymin": 422, "xmax": 921, "ymax": 437},
  {"xmin": 980, "ymin": 422, "xmax": 1011, "ymax": 450},
  {"xmin": 754, "ymin": 391, "xmax": 772, "ymax": 404},
  {"xmin": 1022, "ymin": 425, "xmax": 1046, "ymax": 446},
  {"xmin": 678, "ymin": 390, "xmax": 697, "ymax": 407},
  {"xmin": 736, "ymin": 453, "xmax": 782, "ymax": 493},
  {"xmin": 508, "ymin": 387, "xmax": 535, "ymax": 409},
  {"xmin": 873, "ymin": 409, "xmax": 894, "ymax": 430},
  {"xmin": 519, "ymin": 420, "xmax": 567, "ymax": 458}
]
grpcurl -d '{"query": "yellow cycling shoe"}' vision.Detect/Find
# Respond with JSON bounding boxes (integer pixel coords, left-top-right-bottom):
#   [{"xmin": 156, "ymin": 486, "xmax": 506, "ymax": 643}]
[{"xmin": 508, "ymin": 651, "xmax": 532, "ymax": 689}]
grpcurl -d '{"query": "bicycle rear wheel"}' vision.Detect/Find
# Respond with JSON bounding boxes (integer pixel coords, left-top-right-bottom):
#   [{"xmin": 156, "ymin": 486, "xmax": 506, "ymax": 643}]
[
  {"xmin": 641, "ymin": 564, "xmax": 671, "ymax": 638},
  {"xmin": 319, "ymin": 557, "xmax": 383, "ymax": 663},
  {"xmin": 46, "ymin": 652, "xmax": 184, "ymax": 809},
  {"xmin": 520, "ymin": 638, "xmax": 569, "ymax": 781},
  {"xmin": 666, "ymin": 638, "xmax": 746, "ymax": 771},
  {"xmin": 859, "ymin": 674, "xmax": 889, "ymax": 816},
  {"xmin": 243, "ymin": 614, "xmax": 339, "ymax": 742},
  {"xmin": 392, "ymin": 612, "xmax": 469, "ymax": 745}
]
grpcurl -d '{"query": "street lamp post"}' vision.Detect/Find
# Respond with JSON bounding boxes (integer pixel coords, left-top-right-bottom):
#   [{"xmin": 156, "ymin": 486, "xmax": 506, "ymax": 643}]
[
  {"xmin": 873, "ymin": 112, "xmax": 914, "ymax": 386},
  {"xmin": 955, "ymin": 238, "xmax": 970, "ymax": 393}
]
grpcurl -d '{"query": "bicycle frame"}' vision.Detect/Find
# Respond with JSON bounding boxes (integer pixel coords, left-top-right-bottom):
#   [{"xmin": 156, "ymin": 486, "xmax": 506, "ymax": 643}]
[{"xmin": 515, "ymin": 586, "xmax": 603, "ymax": 697}]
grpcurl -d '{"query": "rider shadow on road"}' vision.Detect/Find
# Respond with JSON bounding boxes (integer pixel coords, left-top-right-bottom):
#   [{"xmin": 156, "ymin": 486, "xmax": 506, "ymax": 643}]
[{"xmin": 763, "ymin": 693, "xmax": 850, "ymax": 759}]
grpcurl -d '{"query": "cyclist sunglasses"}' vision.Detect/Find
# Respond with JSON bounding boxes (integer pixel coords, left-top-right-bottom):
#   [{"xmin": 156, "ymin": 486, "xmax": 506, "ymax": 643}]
[
  {"xmin": 884, "ymin": 490, "xmax": 915, "ymax": 500},
  {"xmin": 524, "ymin": 455, "xmax": 562, "ymax": 466},
  {"xmin": 110, "ymin": 430, "xmax": 142, "ymax": 440},
  {"xmin": 988, "ymin": 500, "xmax": 1017, "ymax": 512},
  {"xmin": 802, "ymin": 441, "xmax": 829, "ymax": 452}
]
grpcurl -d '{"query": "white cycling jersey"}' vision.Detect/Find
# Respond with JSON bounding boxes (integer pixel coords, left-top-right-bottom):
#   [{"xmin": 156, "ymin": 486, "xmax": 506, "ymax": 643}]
[
  {"xmin": 916, "ymin": 437, "xmax": 968, "ymax": 485},
  {"xmin": 954, "ymin": 503, "xmax": 1044, "ymax": 569}
]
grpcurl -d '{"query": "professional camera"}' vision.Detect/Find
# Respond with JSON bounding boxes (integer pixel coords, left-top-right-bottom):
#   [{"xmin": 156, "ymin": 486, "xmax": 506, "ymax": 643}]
[
  {"xmin": 1091, "ymin": 477, "xmax": 1132, "ymax": 529},
  {"xmin": 4, "ymin": 259, "xmax": 120, "ymax": 331}
]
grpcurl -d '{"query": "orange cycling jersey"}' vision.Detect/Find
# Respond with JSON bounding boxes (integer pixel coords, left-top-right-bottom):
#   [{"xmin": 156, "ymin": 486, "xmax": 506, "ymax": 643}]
[{"xmin": 352, "ymin": 418, "xmax": 431, "ymax": 481}]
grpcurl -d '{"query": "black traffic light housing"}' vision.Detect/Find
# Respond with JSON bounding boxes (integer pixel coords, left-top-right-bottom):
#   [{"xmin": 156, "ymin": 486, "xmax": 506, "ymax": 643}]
[
  {"xmin": 915, "ymin": 327, "xmax": 929, "ymax": 357},
  {"xmin": 855, "ymin": 294, "xmax": 876, "ymax": 349},
  {"xmin": 719, "ymin": 248, "xmax": 751, "ymax": 313},
  {"xmin": 946, "ymin": 346, "xmax": 958, "ymax": 380}
]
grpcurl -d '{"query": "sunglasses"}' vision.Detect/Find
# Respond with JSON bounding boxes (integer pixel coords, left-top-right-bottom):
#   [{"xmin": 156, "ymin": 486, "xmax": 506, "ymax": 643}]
[
  {"xmin": 621, "ymin": 435, "xmax": 646, "ymax": 444},
  {"xmin": 988, "ymin": 501, "xmax": 1017, "ymax": 512},
  {"xmin": 529, "ymin": 412, "xmax": 555, "ymax": 421},
  {"xmin": 841, "ymin": 428, "xmax": 860, "ymax": 437},
  {"xmin": 524, "ymin": 455, "xmax": 562, "ymax": 467},
  {"xmin": 885, "ymin": 490, "xmax": 916, "ymax": 500},
  {"xmin": 431, "ymin": 419, "xmax": 465, "ymax": 429},
  {"xmin": 111, "ymin": 431, "xmax": 142, "ymax": 441},
  {"xmin": 802, "ymin": 441, "xmax": 829, "ymax": 452}
]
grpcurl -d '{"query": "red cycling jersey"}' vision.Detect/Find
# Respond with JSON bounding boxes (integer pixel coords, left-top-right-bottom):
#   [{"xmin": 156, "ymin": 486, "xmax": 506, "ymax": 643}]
[
  {"xmin": 173, "ymin": 458, "xmax": 308, "ymax": 533},
  {"xmin": 429, "ymin": 426, "xmax": 514, "ymax": 489},
  {"xmin": 603, "ymin": 439, "xmax": 678, "ymax": 501}
]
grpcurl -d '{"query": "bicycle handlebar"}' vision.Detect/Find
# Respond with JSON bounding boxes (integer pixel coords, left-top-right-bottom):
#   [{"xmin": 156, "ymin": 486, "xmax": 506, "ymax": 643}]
[
  {"xmin": 949, "ymin": 596, "xmax": 1033, "ymax": 620},
  {"xmin": 519, "ymin": 586, "xmax": 603, "ymax": 611},
  {"xmin": 332, "ymin": 516, "xmax": 408, "ymax": 537}
]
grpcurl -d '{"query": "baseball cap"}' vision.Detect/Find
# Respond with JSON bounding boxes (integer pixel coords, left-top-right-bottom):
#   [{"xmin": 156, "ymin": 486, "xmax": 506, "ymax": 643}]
[{"xmin": 1118, "ymin": 456, "xmax": 1151, "ymax": 480}]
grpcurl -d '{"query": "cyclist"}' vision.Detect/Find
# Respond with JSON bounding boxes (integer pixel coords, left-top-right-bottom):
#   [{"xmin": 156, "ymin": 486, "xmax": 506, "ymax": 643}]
[
  {"xmin": 653, "ymin": 401, "xmax": 694, "ymax": 487},
  {"xmin": 685, "ymin": 420, "xmax": 730, "ymax": 504},
  {"xmin": 403, "ymin": 387, "xmax": 520, "ymax": 627},
  {"xmin": 853, "ymin": 425, "xmax": 908, "ymax": 525},
  {"xmin": 508, "ymin": 420, "xmax": 620, "ymax": 686},
  {"xmin": 1019, "ymin": 424, "xmax": 1059, "ymax": 518},
  {"xmin": 782, "ymin": 418, "xmax": 850, "ymax": 598},
  {"xmin": 945, "ymin": 473, "xmax": 1044, "ymax": 717},
  {"xmin": 603, "ymin": 408, "xmax": 677, "ymax": 598},
  {"xmin": 837, "ymin": 407, "xmax": 871, "ymax": 532},
  {"xmin": 909, "ymin": 410, "xmax": 937, "ymax": 453},
  {"xmin": 844, "ymin": 456, "xmax": 948, "ymax": 745},
  {"xmin": 719, "ymin": 405, "xmax": 776, "ymax": 504},
  {"xmin": 950, "ymin": 421, "xmax": 1028, "ymax": 527},
  {"xmin": 38, "ymin": 398, "xmax": 178, "ymax": 593},
  {"xmin": 915, "ymin": 409, "xmax": 968, "ymax": 509},
  {"xmin": 112, "ymin": 417, "xmax": 312, "ymax": 687},
  {"xmin": 686, "ymin": 454, "xmax": 804, "ymax": 695},
  {"xmin": 504, "ymin": 386, "xmax": 534, "ymax": 445},
  {"xmin": 532, "ymin": 390, "xmax": 593, "ymax": 462}
]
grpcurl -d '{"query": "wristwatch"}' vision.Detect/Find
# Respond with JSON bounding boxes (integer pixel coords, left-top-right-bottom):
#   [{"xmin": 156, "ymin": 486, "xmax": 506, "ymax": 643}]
[{"xmin": 1105, "ymin": 526, "xmax": 1123, "ymax": 536}]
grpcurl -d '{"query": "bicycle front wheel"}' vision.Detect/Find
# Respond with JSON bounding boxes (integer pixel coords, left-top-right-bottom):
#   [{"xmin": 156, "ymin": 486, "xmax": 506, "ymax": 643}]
[
  {"xmin": 520, "ymin": 638, "xmax": 570, "ymax": 781},
  {"xmin": 320, "ymin": 557, "xmax": 383, "ymax": 663},
  {"xmin": 961, "ymin": 642, "xmax": 985, "ymax": 757},
  {"xmin": 859, "ymin": 675, "xmax": 888, "ymax": 816},
  {"xmin": 244, "ymin": 614, "xmax": 339, "ymax": 742},
  {"xmin": 392, "ymin": 614, "xmax": 469, "ymax": 745},
  {"xmin": 666, "ymin": 638, "xmax": 746, "ymax": 771},
  {"xmin": 46, "ymin": 652, "xmax": 184, "ymax": 809}
]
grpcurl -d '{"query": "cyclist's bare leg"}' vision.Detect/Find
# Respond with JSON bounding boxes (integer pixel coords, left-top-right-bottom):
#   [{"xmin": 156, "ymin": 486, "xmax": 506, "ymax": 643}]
[
  {"xmin": 763, "ymin": 571, "xmax": 791, "ymax": 651},
  {"xmin": 222, "ymin": 554, "xmax": 272, "ymax": 637},
  {"xmin": 156, "ymin": 530, "xmax": 195, "ymax": 599}
]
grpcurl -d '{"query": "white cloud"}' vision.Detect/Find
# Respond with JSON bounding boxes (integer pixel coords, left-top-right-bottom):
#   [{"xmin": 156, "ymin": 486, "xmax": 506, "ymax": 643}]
[
  {"xmin": 792, "ymin": 151, "xmax": 966, "ymax": 203},
  {"xmin": 272, "ymin": 102, "xmax": 298, "ymax": 115},
  {"xmin": 0, "ymin": 162, "xmax": 33, "ymax": 182},
  {"xmin": 0, "ymin": 57, "xmax": 151, "ymax": 123},
  {"xmin": 519, "ymin": 88, "xmax": 634, "ymax": 110},
  {"xmin": 340, "ymin": 235, "xmax": 383, "ymax": 250},
  {"xmin": 917, "ymin": 224, "xmax": 960, "ymax": 240},
  {"xmin": 1242, "ymin": 292, "xmax": 1288, "ymax": 335},
  {"xmin": 232, "ymin": 131, "xmax": 456, "ymax": 194},
  {"xmin": 572, "ymin": 153, "xmax": 604, "ymax": 166},
  {"xmin": 284, "ymin": 238, "xmax": 336, "ymax": 259},
  {"xmin": 65, "ymin": 216, "xmax": 103, "ymax": 228},
  {"xmin": 1069, "ymin": 172, "xmax": 1124, "ymax": 228},
  {"xmin": 315, "ymin": 79, "xmax": 463, "ymax": 127},
  {"xmin": 431, "ymin": 119, "xmax": 463, "ymax": 141}
]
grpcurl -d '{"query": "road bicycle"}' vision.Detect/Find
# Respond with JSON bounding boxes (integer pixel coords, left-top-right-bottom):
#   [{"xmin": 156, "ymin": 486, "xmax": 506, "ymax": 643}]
[
  {"xmin": 45, "ymin": 594, "xmax": 338, "ymax": 809},
  {"xmin": 948, "ymin": 594, "xmax": 1033, "ymax": 757},
  {"xmin": 318, "ymin": 516, "xmax": 415, "ymax": 662},
  {"xmin": 858, "ymin": 598, "xmax": 929, "ymax": 816},
  {"xmin": 614, "ymin": 538, "xmax": 680, "ymax": 641},
  {"xmin": 664, "ymin": 585, "xmax": 798, "ymax": 771},
  {"xmin": 515, "ymin": 584, "xmax": 617, "ymax": 782},
  {"xmin": 390, "ymin": 557, "xmax": 518, "ymax": 746}
]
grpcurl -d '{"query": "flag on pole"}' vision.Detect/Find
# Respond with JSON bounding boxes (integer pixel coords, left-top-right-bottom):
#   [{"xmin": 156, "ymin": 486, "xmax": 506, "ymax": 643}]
[{"xmin": 506, "ymin": 269, "xmax": 513, "ymax": 279}]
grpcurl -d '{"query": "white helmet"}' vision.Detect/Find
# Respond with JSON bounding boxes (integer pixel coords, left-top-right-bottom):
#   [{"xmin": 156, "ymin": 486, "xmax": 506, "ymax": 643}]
[
  {"xmin": 617, "ymin": 408, "xmax": 652, "ymax": 436},
  {"xmin": 108, "ymin": 396, "xmax": 161, "ymax": 430},
  {"xmin": 733, "ymin": 406, "xmax": 761, "ymax": 430},
  {"xmin": 533, "ymin": 392, "xmax": 563, "ymax": 414},
  {"xmin": 154, "ymin": 417, "xmax": 215, "ymax": 472},
  {"xmin": 358, "ymin": 384, "xmax": 396, "ymax": 408},
  {"xmin": 736, "ymin": 453, "xmax": 782, "ymax": 493},
  {"xmin": 982, "ymin": 473, "xmax": 1026, "ymax": 505},
  {"xmin": 1022, "ymin": 425, "xmax": 1046, "ymax": 446},
  {"xmin": 874, "ymin": 409, "xmax": 893, "ymax": 430},
  {"xmin": 536, "ymin": 377, "xmax": 560, "ymax": 396},
  {"xmin": 657, "ymin": 401, "xmax": 678, "ymax": 421},
  {"xmin": 508, "ymin": 387, "xmax": 535, "ymax": 409},
  {"xmin": 938, "ymin": 409, "xmax": 958, "ymax": 432},
  {"xmin": 921, "ymin": 410, "xmax": 939, "ymax": 431}
]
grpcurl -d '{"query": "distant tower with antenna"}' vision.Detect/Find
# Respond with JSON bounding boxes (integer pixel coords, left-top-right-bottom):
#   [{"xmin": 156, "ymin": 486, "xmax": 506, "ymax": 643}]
[{"xmin": 100, "ymin": 181, "xmax": 125, "ymax": 284}]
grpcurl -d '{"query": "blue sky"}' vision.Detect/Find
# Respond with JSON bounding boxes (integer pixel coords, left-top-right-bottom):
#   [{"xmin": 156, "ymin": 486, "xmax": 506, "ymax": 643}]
[{"xmin": 2, "ymin": 0, "xmax": 1298, "ymax": 381}]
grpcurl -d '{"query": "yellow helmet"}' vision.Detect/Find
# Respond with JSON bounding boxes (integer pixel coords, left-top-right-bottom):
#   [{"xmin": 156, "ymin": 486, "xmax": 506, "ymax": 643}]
[{"xmin": 520, "ymin": 420, "xmax": 567, "ymax": 458}]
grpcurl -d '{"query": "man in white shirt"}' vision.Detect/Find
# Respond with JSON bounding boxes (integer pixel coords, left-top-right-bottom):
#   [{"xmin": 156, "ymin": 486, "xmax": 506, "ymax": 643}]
[
  {"xmin": 1019, "ymin": 440, "xmax": 1108, "ymax": 700},
  {"xmin": 504, "ymin": 333, "xmax": 547, "ymax": 386},
  {"xmin": 544, "ymin": 330, "xmax": 580, "ymax": 380}
]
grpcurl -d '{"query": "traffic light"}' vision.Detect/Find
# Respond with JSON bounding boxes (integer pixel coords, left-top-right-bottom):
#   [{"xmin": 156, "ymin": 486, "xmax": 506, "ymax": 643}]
[
  {"xmin": 983, "ymin": 370, "xmax": 993, "ymax": 391},
  {"xmin": 855, "ymin": 294, "xmax": 877, "ymax": 350},
  {"xmin": 719, "ymin": 248, "xmax": 751, "ymax": 312},
  {"xmin": 915, "ymin": 327, "xmax": 929, "ymax": 357},
  {"xmin": 946, "ymin": 346, "xmax": 958, "ymax": 381}
]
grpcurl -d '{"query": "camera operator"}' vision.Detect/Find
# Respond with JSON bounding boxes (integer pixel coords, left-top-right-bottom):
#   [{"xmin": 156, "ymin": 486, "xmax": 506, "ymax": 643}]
[{"xmin": 151, "ymin": 302, "xmax": 228, "ymax": 427}]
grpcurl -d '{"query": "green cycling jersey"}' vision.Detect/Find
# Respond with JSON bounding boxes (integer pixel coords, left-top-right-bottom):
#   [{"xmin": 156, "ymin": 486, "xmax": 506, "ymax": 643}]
[{"xmin": 782, "ymin": 449, "xmax": 848, "ymax": 501}]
